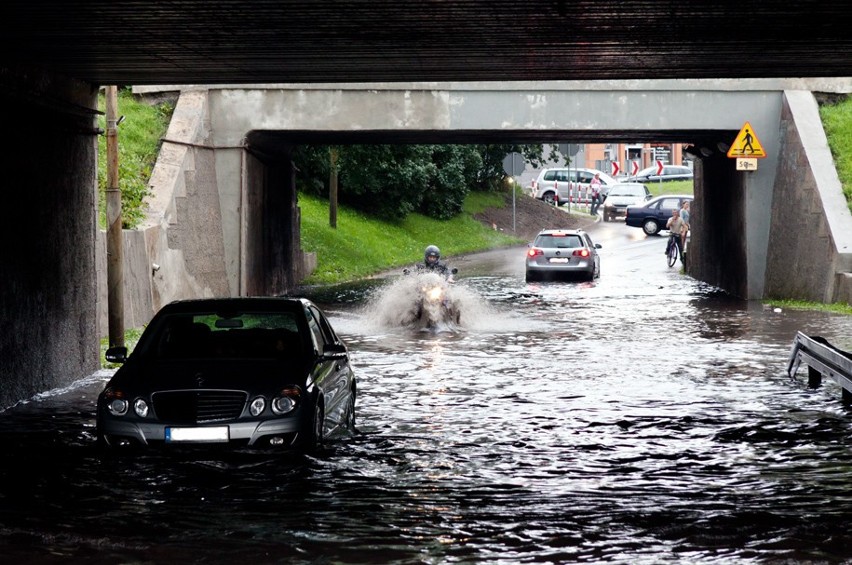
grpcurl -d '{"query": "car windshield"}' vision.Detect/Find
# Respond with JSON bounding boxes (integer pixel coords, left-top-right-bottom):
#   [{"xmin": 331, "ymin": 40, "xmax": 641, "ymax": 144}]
[
  {"xmin": 608, "ymin": 185, "xmax": 645, "ymax": 197},
  {"xmin": 535, "ymin": 234, "xmax": 583, "ymax": 248},
  {"xmin": 140, "ymin": 311, "xmax": 307, "ymax": 360}
]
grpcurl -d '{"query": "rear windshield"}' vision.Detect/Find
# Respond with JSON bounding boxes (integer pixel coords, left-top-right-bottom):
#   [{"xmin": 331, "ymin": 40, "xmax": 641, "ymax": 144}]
[{"xmin": 535, "ymin": 234, "xmax": 583, "ymax": 248}]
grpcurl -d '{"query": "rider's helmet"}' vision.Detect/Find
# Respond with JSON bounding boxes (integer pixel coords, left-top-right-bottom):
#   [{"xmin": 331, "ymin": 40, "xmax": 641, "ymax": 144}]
[{"xmin": 424, "ymin": 245, "xmax": 441, "ymax": 266}]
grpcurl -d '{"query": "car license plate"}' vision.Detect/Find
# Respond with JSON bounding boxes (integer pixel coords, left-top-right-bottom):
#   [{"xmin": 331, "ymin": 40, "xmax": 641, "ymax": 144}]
[
  {"xmin": 166, "ymin": 426, "xmax": 229, "ymax": 443},
  {"xmin": 549, "ymin": 258, "xmax": 569, "ymax": 263}
]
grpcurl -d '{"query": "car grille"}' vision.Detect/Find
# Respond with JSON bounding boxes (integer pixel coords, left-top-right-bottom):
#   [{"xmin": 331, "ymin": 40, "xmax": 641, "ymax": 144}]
[{"xmin": 152, "ymin": 390, "xmax": 247, "ymax": 424}]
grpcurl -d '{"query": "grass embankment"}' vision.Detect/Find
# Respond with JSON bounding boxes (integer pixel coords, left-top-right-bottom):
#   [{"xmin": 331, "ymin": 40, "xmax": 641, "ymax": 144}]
[
  {"xmin": 819, "ymin": 96, "xmax": 852, "ymax": 214},
  {"xmin": 299, "ymin": 191, "xmax": 524, "ymax": 284},
  {"xmin": 645, "ymin": 179, "xmax": 693, "ymax": 197},
  {"xmin": 764, "ymin": 299, "xmax": 852, "ymax": 316},
  {"xmin": 97, "ymin": 89, "xmax": 173, "ymax": 229}
]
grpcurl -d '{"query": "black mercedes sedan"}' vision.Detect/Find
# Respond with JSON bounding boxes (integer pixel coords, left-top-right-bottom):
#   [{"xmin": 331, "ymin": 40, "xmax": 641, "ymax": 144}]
[{"xmin": 97, "ymin": 297, "xmax": 356, "ymax": 451}]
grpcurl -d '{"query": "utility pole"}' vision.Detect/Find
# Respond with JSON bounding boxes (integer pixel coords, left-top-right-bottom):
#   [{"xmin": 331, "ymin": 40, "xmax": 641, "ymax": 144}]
[
  {"xmin": 329, "ymin": 147, "xmax": 338, "ymax": 229},
  {"xmin": 105, "ymin": 86, "xmax": 124, "ymax": 347}
]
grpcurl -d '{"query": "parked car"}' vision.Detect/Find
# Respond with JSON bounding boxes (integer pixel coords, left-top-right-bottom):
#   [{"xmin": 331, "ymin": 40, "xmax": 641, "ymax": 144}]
[
  {"xmin": 601, "ymin": 182, "xmax": 652, "ymax": 222},
  {"xmin": 626, "ymin": 165, "xmax": 694, "ymax": 183},
  {"xmin": 97, "ymin": 297, "xmax": 356, "ymax": 452},
  {"xmin": 530, "ymin": 168, "xmax": 618, "ymax": 205},
  {"xmin": 625, "ymin": 194, "xmax": 694, "ymax": 235},
  {"xmin": 525, "ymin": 229, "xmax": 601, "ymax": 282}
]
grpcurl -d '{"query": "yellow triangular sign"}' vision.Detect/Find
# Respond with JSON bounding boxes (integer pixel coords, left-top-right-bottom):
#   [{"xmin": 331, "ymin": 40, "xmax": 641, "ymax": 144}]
[{"xmin": 727, "ymin": 121, "xmax": 767, "ymax": 158}]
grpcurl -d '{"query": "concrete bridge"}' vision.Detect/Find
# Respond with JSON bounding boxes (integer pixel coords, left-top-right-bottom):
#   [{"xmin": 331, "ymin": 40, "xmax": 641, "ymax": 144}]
[{"xmin": 130, "ymin": 79, "xmax": 852, "ymax": 312}]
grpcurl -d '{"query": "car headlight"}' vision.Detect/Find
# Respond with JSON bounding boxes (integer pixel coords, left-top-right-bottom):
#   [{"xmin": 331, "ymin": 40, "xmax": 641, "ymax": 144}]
[
  {"xmin": 134, "ymin": 398, "xmax": 150, "ymax": 418},
  {"xmin": 108, "ymin": 398, "xmax": 128, "ymax": 416},
  {"xmin": 271, "ymin": 386, "xmax": 302, "ymax": 415},
  {"xmin": 103, "ymin": 387, "xmax": 128, "ymax": 416},
  {"xmin": 250, "ymin": 396, "xmax": 266, "ymax": 417}
]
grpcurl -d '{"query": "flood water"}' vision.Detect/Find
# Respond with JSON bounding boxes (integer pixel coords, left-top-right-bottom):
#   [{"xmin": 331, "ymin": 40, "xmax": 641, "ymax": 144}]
[{"xmin": 2, "ymin": 223, "xmax": 852, "ymax": 564}]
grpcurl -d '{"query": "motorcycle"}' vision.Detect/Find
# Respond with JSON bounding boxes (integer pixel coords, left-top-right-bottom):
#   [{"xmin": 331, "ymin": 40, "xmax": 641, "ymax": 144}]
[{"xmin": 401, "ymin": 268, "xmax": 461, "ymax": 330}]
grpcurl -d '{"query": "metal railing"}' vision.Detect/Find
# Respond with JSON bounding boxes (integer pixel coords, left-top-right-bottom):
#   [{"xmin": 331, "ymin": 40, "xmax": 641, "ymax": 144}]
[{"xmin": 787, "ymin": 332, "xmax": 852, "ymax": 403}]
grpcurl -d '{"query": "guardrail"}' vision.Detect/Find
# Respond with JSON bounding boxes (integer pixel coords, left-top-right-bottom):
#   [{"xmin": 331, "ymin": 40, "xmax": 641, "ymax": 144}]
[{"xmin": 787, "ymin": 332, "xmax": 852, "ymax": 403}]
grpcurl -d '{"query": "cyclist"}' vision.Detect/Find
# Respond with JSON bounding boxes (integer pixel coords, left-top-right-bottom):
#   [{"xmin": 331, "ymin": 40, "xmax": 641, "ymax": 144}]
[
  {"xmin": 665, "ymin": 209, "xmax": 686, "ymax": 262},
  {"xmin": 679, "ymin": 200, "xmax": 691, "ymax": 252}
]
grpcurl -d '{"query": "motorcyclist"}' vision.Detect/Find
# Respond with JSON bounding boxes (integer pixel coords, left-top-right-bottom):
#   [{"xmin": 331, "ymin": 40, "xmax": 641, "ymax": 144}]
[{"xmin": 407, "ymin": 245, "xmax": 456, "ymax": 279}]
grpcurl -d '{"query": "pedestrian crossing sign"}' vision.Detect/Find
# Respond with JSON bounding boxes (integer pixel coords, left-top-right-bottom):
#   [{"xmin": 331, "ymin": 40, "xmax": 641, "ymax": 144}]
[{"xmin": 727, "ymin": 121, "xmax": 767, "ymax": 158}]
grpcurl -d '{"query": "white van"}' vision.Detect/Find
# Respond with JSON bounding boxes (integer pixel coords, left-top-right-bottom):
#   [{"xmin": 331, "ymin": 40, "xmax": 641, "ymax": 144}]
[{"xmin": 529, "ymin": 168, "xmax": 618, "ymax": 206}]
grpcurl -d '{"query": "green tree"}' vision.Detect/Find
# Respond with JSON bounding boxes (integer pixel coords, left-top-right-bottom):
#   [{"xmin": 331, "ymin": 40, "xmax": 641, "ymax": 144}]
[
  {"xmin": 338, "ymin": 144, "xmax": 433, "ymax": 219},
  {"xmin": 292, "ymin": 142, "xmax": 554, "ymax": 221},
  {"xmin": 420, "ymin": 145, "xmax": 482, "ymax": 219}
]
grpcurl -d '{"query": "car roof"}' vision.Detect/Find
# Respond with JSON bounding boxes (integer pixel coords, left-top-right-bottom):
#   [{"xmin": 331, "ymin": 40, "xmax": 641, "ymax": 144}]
[
  {"xmin": 158, "ymin": 297, "xmax": 311, "ymax": 315},
  {"xmin": 541, "ymin": 167, "xmax": 601, "ymax": 172},
  {"xmin": 541, "ymin": 167, "xmax": 615, "ymax": 176},
  {"xmin": 645, "ymin": 194, "xmax": 694, "ymax": 202},
  {"xmin": 536, "ymin": 229, "xmax": 586, "ymax": 236}
]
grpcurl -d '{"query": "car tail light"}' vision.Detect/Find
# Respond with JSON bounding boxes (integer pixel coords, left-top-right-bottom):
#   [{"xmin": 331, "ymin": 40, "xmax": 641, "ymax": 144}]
[
  {"xmin": 573, "ymin": 249, "xmax": 590, "ymax": 258},
  {"xmin": 527, "ymin": 248, "xmax": 544, "ymax": 257}
]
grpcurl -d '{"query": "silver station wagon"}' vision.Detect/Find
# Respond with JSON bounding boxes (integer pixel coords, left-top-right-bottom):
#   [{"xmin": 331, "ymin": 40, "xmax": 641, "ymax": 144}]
[{"xmin": 525, "ymin": 229, "xmax": 602, "ymax": 282}]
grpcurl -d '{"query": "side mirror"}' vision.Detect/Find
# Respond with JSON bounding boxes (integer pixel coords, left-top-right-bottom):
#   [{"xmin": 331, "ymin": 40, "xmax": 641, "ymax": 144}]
[
  {"xmin": 322, "ymin": 343, "xmax": 348, "ymax": 360},
  {"xmin": 105, "ymin": 346, "xmax": 128, "ymax": 364},
  {"xmin": 595, "ymin": 243, "xmax": 602, "ymax": 249}
]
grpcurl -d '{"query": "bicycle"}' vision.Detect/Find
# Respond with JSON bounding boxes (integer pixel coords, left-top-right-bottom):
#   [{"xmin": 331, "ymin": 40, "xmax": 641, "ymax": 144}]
[{"xmin": 665, "ymin": 232, "xmax": 682, "ymax": 267}]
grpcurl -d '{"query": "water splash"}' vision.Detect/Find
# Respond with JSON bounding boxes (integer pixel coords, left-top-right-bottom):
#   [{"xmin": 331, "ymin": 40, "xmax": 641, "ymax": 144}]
[{"xmin": 356, "ymin": 272, "xmax": 501, "ymax": 333}]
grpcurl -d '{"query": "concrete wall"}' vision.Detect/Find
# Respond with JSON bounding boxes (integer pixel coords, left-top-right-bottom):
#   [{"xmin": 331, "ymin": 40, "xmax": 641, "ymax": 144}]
[
  {"xmin": 0, "ymin": 67, "xmax": 100, "ymax": 409},
  {"xmin": 96, "ymin": 230, "xmax": 154, "ymax": 334},
  {"xmin": 764, "ymin": 91, "xmax": 852, "ymax": 303},
  {"xmin": 139, "ymin": 90, "xmax": 230, "ymax": 312},
  {"xmin": 109, "ymin": 89, "xmax": 312, "ymax": 322}
]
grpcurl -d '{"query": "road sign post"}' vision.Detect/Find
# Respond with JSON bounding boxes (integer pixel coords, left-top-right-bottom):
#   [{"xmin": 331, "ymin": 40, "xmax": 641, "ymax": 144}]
[
  {"xmin": 556, "ymin": 144, "xmax": 581, "ymax": 212},
  {"xmin": 502, "ymin": 152, "xmax": 525, "ymax": 232}
]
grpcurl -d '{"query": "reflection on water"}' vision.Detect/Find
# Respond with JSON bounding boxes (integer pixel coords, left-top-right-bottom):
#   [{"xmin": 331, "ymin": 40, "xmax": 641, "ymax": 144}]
[{"xmin": 3, "ymin": 253, "xmax": 852, "ymax": 563}]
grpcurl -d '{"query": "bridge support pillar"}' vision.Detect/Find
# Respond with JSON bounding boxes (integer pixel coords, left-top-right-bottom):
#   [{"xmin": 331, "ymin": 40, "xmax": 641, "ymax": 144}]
[{"xmin": 243, "ymin": 145, "xmax": 303, "ymax": 296}]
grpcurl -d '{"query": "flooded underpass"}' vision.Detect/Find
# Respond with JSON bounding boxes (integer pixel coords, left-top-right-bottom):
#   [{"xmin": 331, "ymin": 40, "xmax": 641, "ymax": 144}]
[{"xmin": 2, "ymin": 223, "xmax": 852, "ymax": 564}]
